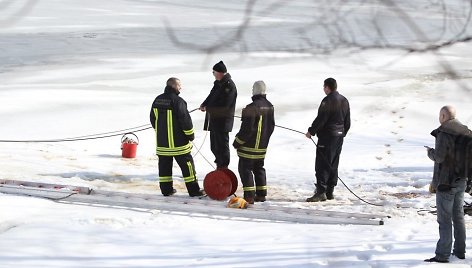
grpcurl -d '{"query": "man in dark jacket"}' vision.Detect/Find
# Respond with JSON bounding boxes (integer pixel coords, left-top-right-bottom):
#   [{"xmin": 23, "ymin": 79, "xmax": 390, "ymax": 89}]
[
  {"xmin": 200, "ymin": 61, "xmax": 237, "ymax": 169},
  {"xmin": 150, "ymin": 77, "xmax": 203, "ymax": 197},
  {"xmin": 233, "ymin": 81, "xmax": 275, "ymax": 204},
  {"xmin": 424, "ymin": 105, "xmax": 470, "ymax": 263},
  {"xmin": 305, "ymin": 77, "xmax": 350, "ymax": 202}
]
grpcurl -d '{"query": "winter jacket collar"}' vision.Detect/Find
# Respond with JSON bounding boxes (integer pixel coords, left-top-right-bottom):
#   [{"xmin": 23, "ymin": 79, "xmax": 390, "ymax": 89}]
[
  {"xmin": 431, "ymin": 119, "xmax": 469, "ymax": 137},
  {"xmin": 222, "ymin": 73, "xmax": 231, "ymax": 83},
  {"xmin": 252, "ymin": 94, "xmax": 267, "ymax": 101},
  {"xmin": 214, "ymin": 73, "xmax": 232, "ymax": 86},
  {"xmin": 164, "ymin": 85, "xmax": 180, "ymax": 95},
  {"xmin": 327, "ymin": 90, "xmax": 340, "ymax": 97}
]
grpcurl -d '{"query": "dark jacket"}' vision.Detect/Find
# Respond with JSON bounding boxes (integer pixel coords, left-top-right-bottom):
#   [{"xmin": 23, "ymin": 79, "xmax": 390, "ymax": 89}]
[
  {"xmin": 201, "ymin": 73, "xmax": 237, "ymax": 132},
  {"xmin": 233, "ymin": 95, "xmax": 275, "ymax": 159},
  {"xmin": 150, "ymin": 86, "xmax": 194, "ymax": 156},
  {"xmin": 308, "ymin": 91, "xmax": 350, "ymax": 138},
  {"xmin": 429, "ymin": 119, "xmax": 472, "ymax": 189}
]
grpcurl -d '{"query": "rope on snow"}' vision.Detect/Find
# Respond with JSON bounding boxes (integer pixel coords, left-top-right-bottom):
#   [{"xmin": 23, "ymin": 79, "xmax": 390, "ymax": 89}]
[{"xmin": 0, "ymin": 108, "xmax": 383, "ymax": 206}]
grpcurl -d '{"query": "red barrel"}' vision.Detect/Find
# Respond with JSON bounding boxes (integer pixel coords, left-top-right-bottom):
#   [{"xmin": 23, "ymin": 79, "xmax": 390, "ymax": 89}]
[{"xmin": 121, "ymin": 133, "xmax": 139, "ymax": 158}]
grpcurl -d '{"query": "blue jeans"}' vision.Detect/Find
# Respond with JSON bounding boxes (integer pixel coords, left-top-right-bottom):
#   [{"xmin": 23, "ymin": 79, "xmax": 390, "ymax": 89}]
[{"xmin": 435, "ymin": 179, "xmax": 467, "ymax": 260}]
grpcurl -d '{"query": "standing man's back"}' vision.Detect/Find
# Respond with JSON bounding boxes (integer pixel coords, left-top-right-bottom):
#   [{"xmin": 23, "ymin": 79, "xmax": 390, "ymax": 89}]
[
  {"xmin": 233, "ymin": 81, "xmax": 275, "ymax": 204},
  {"xmin": 305, "ymin": 77, "xmax": 350, "ymax": 202},
  {"xmin": 150, "ymin": 77, "xmax": 203, "ymax": 197}
]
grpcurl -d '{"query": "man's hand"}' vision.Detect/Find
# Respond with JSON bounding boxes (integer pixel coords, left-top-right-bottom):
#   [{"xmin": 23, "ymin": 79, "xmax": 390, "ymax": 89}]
[
  {"xmin": 425, "ymin": 146, "xmax": 434, "ymax": 160},
  {"xmin": 305, "ymin": 131, "xmax": 312, "ymax": 139},
  {"xmin": 429, "ymin": 184, "xmax": 436, "ymax": 193},
  {"xmin": 232, "ymin": 140, "xmax": 241, "ymax": 149},
  {"xmin": 199, "ymin": 106, "xmax": 206, "ymax": 112}
]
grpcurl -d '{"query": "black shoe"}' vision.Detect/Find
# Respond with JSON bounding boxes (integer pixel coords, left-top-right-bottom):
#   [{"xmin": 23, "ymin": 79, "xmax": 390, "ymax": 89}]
[
  {"xmin": 254, "ymin": 196, "xmax": 266, "ymax": 202},
  {"xmin": 424, "ymin": 257, "xmax": 448, "ymax": 263},
  {"xmin": 452, "ymin": 252, "xmax": 465, "ymax": 259},
  {"xmin": 163, "ymin": 189, "xmax": 176, "ymax": 196},
  {"xmin": 306, "ymin": 192, "xmax": 327, "ymax": 202},
  {"xmin": 189, "ymin": 189, "xmax": 205, "ymax": 197},
  {"xmin": 244, "ymin": 197, "xmax": 254, "ymax": 204},
  {"xmin": 326, "ymin": 187, "xmax": 334, "ymax": 200},
  {"xmin": 244, "ymin": 191, "xmax": 255, "ymax": 204}
]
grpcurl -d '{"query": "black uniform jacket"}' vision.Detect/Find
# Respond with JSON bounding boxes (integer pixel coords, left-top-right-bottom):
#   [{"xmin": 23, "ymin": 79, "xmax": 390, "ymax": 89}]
[
  {"xmin": 201, "ymin": 73, "xmax": 237, "ymax": 132},
  {"xmin": 150, "ymin": 86, "xmax": 194, "ymax": 156},
  {"xmin": 308, "ymin": 91, "xmax": 350, "ymax": 138},
  {"xmin": 234, "ymin": 95, "xmax": 275, "ymax": 159}
]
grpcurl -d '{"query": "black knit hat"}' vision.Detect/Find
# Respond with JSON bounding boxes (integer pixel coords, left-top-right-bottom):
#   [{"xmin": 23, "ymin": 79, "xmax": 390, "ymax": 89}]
[{"xmin": 212, "ymin": 61, "xmax": 227, "ymax": 73}]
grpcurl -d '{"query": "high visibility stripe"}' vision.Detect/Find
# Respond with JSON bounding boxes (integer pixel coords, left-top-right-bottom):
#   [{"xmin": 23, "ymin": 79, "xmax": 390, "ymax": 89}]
[
  {"xmin": 159, "ymin": 176, "xmax": 173, "ymax": 183},
  {"xmin": 154, "ymin": 107, "xmax": 193, "ymax": 157},
  {"xmin": 156, "ymin": 145, "xmax": 192, "ymax": 156},
  {"xmin": 239, "ymin": 146, "xmax": 267, "ymax": 153},
  {"xmin": 255, "ymin": 115, "xmax": 262, "ymax": 149},
  {"xmin": 156, "ymin": 143, "xmax": 192, "ymax": 155},
  {"xmin": 153, "ymin": 108, "xmax": 159, "ymax": 148},
  {"xmin": 235, "ymin": 137, "xmax": 245, "ymax": 144},
  {"xmin": 156, "ymin": 143, "xmax": 192, "ymax": 151},
  {"xmin": 156, "ymin": 151, "xmax": 192, "ymax": 156},
  {"xmin": 237, "ymin": 151, "xmax": 265, "ymax": 159},
  {"xmin": 256, "ymin": 185, "xmax": 267, "ymax": 191},
  {"xmin": 183, "ymin": 128, "xmax": 194, "ymax": 135},
  {"xmin": 243, "ymin": 186, "xmax": 256, "ymax": 191},
  {"xmin": 167, "ymin": 110, "xmax": 174, "ymax": 148},
  {"xmin": 183, "ymin": 161, "xmax": 196, "ymax": 183}
]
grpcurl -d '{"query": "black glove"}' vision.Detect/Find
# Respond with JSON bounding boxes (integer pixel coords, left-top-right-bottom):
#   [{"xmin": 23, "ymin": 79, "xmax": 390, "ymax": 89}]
[
  {"xmin": 187, "ymin": 134, "xmax": 195, "ymax": 142},
  {"xmin": 232, "ymin": 140, "xmax": 241, "ymax": 149}
]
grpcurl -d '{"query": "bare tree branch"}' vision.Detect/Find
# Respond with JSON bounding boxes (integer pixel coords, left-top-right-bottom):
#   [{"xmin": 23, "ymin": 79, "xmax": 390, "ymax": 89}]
[
  {"xmin": 165, "ymin": 0, "xmax": 472, "ymax": 55},
  {"xmin": 163, "ymin": 0, "xmax": 256, "ymax": 54},
  {"xmin": 0, "ymin": 0, "xmax": 39, "ymax": 28}
]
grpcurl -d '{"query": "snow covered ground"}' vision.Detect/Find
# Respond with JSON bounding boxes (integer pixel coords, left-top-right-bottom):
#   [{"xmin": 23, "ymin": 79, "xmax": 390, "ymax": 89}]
[{"xmin": 1, "ymin": 0, "xmax": 472, "ymax": 267}]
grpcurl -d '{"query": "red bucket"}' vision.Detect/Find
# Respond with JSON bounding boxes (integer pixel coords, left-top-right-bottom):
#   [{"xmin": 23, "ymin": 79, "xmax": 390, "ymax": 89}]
[{"xmin": 121, "ymin": 133, "xmax": 139, "ymax": 158}]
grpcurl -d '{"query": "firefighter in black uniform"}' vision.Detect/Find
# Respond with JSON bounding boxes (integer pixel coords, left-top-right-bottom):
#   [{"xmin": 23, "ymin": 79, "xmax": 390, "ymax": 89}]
[
  {"xmin": 233, "ymin": 81, "xmax": 275, "ymax": 204},
  {"xmin": 199, "ymin": 61, "xmax": 237, "ymax": 169},
  {"xmin": 150, "ymin": 77, "xmax": 203, "ymax": 197},
  {"xmin": 305, "ymin": 78, "xmax": 350, "ymax": 202}
]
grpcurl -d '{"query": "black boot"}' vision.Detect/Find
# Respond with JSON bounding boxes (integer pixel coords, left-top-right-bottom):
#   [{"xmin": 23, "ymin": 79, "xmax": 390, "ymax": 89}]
[
  {"xmin": 244, "ymin": 191, "xmax": 255, "ymax": 204},
  {"xmin": 424, "ymin": 257, "xmax": 448, "ymax": 263},
  {"xmin": 452, "ymin": 252, "xmax": 465, "ymax": 260},
  {"xmin": 189, "ymin": 189, "xmax": 205, "ymax": 197},
  {"xmin": 326, "ymin": 187, "xmax": 334, "ymax": 200},
  {"xmin": 163, "ymin": 189, "xmax": 176, "ymax": 196},
  {"xmin": 186, "ymin": 181, "xmax": 204, "ymax": 197},
  {"xmin": 306, "ymin": 192, "xmax": 327, "ymax": 202},
  {"xmin": 254, "ymin": 195, "xmax": 266, "ymax": 202},
  {"xmin": 160, "ymin": 181, "xmax": 175, "ymax": 196}
]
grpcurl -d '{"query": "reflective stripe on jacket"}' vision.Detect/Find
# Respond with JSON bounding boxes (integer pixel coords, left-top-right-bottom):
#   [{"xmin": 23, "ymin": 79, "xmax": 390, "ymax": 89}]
[
  {"xmin": 150, "ymin": 86, "xmax": 194, "ymax": 156},
  {"xmin": 234, "ymin": 95, "xmax": 275, "ymax": 159}
]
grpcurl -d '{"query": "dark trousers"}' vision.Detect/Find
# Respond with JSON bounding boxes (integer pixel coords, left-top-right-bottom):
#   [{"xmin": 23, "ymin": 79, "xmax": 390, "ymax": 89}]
[
  {"xmin": 238, "ymin": 157, "xmax": 267, "ymax": 198},
  {"xmin": 210, "ymin": 131, "xmax": 230, "ymax": 168},
  {"xmin": 158, "ymin": 153, "xmax": 200, "ymax": 196},
  {"xmin": 315, "ymin": 136, "xmax": 344, "ymax": 193}
]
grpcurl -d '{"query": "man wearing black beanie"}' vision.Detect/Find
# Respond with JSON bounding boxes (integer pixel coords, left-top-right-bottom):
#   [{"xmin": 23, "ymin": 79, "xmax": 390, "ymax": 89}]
[{"xmin": 200, "ymin": 61, "xmax": 237, "ymax": 169}]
